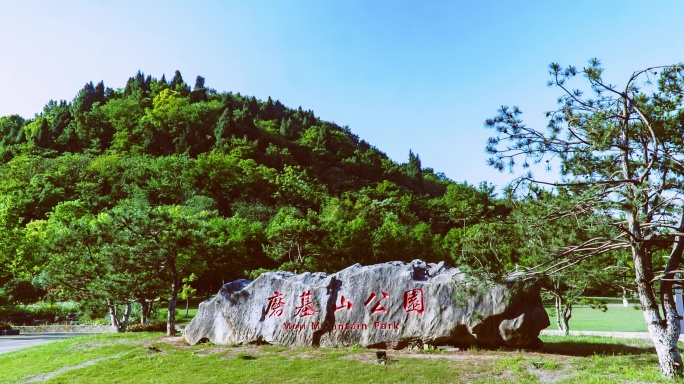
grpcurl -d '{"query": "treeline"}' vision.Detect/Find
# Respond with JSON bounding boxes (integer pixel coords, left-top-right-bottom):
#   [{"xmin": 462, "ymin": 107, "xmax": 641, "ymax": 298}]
[{"xmin": 0, "ymin": 70, "xmax": 520, "ymax": 331}]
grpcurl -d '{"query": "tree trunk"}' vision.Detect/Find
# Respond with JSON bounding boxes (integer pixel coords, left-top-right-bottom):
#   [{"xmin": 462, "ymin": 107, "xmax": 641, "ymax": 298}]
[
  {"xmin": 107, "ymin": 299, "xmax": 131, "ymax": 332},
  {"xmin": 185, "ymin": 298, "xmax": 189, "ymax": 318},
  {"xmin": 633, "ymin": 232, "xmax": 683, "ymax": 378},
  {"xmin": 121, "ymin": 302, "xmax": 131, "ymax": 331},
  {"xmin": 167, "ymin": 262, "xmax": 178, "ymax": 336},
  {"xmin": 140, "ymin": 300, "xmax": 148, "ymax": 324},
  {"xmin": 108, "ymin": 299, "xmax": 122, "ymax": 332},
  {"xmin": 140, "ymin": 298, "xmax": 158, "ymax": 323},
  {"xmin": 554, "ymin": 295, "xmax": 571, "ymax": 336},
  {"xmin": 639, "ymin": 293, "xmax": 682, "ymax": 378},
  {"xmin": 650, "ymin": 212, "xmax": 684, "ymax": 378},
  {"xmin": 620, "ymin": 102, "xmax": 684, "ymax": 378}
]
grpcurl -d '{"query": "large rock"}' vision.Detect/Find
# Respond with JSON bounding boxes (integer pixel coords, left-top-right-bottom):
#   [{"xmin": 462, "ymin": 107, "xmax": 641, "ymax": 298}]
[{"xmin": 184, "ymin": 260, "xmax": 549, "ymax": 349}]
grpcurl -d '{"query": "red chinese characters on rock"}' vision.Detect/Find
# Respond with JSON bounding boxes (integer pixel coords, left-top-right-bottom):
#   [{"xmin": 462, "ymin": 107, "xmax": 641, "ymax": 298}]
[
  {"xmin": 264, "ymin": 291, "xmax": 286, "ymax": 318},
  {"xmin": 403, "ymin": 288, "xmax": 425, "ymax": 314},
  {"xmin": 364, "ymin": 291, "xmax": 390, "ymax": 314},
  {"xmin": 294, "ymin": 290, "xmax": 319, "ymax": 318},
  {"xmin": 266, "ymin": 289, "xmax": 425, "ymax": 319},
  {"xmin": 334, "ymin": 295, "xmax": 353, "ymax": 312}
]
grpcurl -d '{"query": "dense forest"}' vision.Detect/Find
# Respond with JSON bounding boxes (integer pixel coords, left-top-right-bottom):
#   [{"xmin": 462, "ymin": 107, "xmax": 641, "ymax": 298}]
[{"xmin": 0, "ymin": 70, "xmax": 621, "ymax": 333}]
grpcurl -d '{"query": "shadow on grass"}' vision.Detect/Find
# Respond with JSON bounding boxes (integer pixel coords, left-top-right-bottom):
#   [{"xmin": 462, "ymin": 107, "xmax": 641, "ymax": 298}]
[{"xmin": 540, "ymin": 340, "xmax": 654, "ymax": 357}]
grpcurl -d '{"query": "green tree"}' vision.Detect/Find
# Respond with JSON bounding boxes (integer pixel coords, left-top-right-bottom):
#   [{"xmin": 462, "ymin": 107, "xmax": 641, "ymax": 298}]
[
  {"xmin": 201, "ymin": 214, "xmax": 270, "ymax": 287},
  {"xmin": 485, "ymin": 59, "xmax": 684, "ymax": 378},
  {"xmin": 123, "ymin": 71, "xmax": 152, "ymax": 99},
  {"xmin": 0, "ymin": 114, "xmax": 26, "ymax": 147},
  {"xmin": 510, "ymin": 187, "xmax": 619, "ymax": 335},
  {"xmin": 37, "ymin": 201, "xmax": 153, "ymax": 332},
  {"xmin": 72, "ymin": 81, "xmax": 106, "ymax": 114},
  {"xmin": 195, "ymin": 150, "xmax": 277, "ymax": 215},
  {"xmin": 264, "ymin": 207, "xmax": 322, "ymax": 272},
  {"xmin": 317, "ymin": 198, "xmax": 374, "ymax": 270},
  {"xmin": 33, "ymin": 198, "xmax": 220, "ymax": 335},
  {"xmin": 179, "ymin": 273, "xmax": 198, "ymax": 317},
  {"xmin": 73, "ymin": 105, "xmax": 115, "ymax": 152},
  {"xmin": 273, "ymin": 166, "xmax": 327, "ymax": 210},
  {"xmin": 169, "ymin": 70, "xmax": 190, "ymax": 97},
  {"xmin": 142, "ymin": 89, "xmax": 190, "ymax": 155},
  {"xmin": 107, "ymin": 200, "xmax": 215, "ymax": 335},
  {"xmin": 404, "ymin": 149, "xmax": 423, "ymax": 180},
  {"xmin": 279, "ymin": 117, "xmax": 299, "ymax": 140},
  {"xmin": 45, "ymin": 100, "xmax": 78, "ymax": 152},
  {"xmin": 372, "ymin": 212, "xmax": 412, "ymax": 263},
  {"xmin": 190, "ymin": 76, "xmax": 208, "ymax": 103},
  {"xmin": 2, "ymin": 279, "xmax": 45, "ymax": 304},
  {"xmin": 100, "ymin": 96, "xmax": 147, "ymax": 152}
]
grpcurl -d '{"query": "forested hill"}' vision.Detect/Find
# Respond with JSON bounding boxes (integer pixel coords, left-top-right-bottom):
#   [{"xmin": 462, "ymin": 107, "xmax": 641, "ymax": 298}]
[{"xmin": 0, "ymin": 70, "xmax": 512, "ymax": 296}]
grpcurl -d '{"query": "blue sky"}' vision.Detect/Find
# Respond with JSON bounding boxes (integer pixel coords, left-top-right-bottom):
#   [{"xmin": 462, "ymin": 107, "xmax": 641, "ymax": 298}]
[{"xmin": 1, "ymin": 1, "xmax": 683, "ymax": 189}]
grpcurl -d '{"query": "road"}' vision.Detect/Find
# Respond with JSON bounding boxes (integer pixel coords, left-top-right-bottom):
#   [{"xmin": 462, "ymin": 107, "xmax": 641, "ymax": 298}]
[{"xmin": 0, "ymin": 333, "xmax": 92, "ymax": 354}]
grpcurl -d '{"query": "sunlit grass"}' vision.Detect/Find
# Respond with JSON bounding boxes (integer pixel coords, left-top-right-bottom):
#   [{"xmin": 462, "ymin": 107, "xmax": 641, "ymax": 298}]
[
  {"xmin": 1, "ymin": 333, "xmax": 681, "ymax": 383},
  {"xmin": 0, "ymin": 297, "xmax": 672, "ymax": 382},
  {"xmin": 545, "ymin": 299, "xmax": 648, "ymax": 332}
]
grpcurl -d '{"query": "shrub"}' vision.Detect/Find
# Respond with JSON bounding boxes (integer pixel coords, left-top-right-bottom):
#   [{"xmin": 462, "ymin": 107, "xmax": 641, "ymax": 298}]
[
  {"xmin": 0, "ymin": 322, "xmax": 14, "ymax": 331},
  {"xmin": 127, "ymin": 322, "xmax": 167, "ymax": 332},
  {"xmin": 79, "ymin": 316, "xmax": 108, "ymax": 325},
  {"xmin": 5, "ymin": 301, "xmax": 82, "ymax": 324},
  {"xmin": 2, "ymin": 279, "xmax": 45, "ymax": 304}
]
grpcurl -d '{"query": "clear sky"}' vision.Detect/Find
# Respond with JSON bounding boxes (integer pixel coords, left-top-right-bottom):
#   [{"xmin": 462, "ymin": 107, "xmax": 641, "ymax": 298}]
[{"xmin": 1, "ymin": 1, "xmax": 683, "ymax": 189}]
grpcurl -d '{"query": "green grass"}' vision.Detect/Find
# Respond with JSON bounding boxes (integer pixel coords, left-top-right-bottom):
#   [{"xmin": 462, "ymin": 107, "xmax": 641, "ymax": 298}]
[
  {"xmin": 1, "ymin": 333, "xmax": 682, "ymax": 383},
  {"xmin": 545, "ymin": 300, "xmax": 648, "ymax": 332},
  {"xmin": 151, "ymin": 305, "xmax": 198, "ymax": 327},
  {"xmin": 0, "ymin": 297, "xmax": 654, "ymax": 382}
]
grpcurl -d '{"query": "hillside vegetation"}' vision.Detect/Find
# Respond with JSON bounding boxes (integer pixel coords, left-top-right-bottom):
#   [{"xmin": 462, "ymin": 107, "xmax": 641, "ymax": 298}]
[{"xmin": 0, "ymin": 71, "xmax": 515, "ymax": 328}]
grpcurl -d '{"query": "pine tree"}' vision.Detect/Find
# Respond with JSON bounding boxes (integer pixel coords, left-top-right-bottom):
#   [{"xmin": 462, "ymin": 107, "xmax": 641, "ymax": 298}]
[
  {"xmin": 406, "ymin": 150, "xmax": 422, "ymax": 179},
  {"xmin": 190, "ymin": 75, "xmax": 207, "ymax": 103}
]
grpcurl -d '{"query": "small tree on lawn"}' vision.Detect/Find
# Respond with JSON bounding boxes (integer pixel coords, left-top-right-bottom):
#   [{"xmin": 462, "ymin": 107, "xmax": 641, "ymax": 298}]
[
  {"xmin": 486, "ymin": 59, "xmax": 684, "ymax": 378},
  {"xmin": 179, "ymin": 273, "xmax": 198, "ymax": 318},
  {"xmin": 35, "ymin": 201, "xmax": 159, "ymax": 332},
  {"xmin": 109, "ymin": 199, "xmax": 213, "ymax": 336}
]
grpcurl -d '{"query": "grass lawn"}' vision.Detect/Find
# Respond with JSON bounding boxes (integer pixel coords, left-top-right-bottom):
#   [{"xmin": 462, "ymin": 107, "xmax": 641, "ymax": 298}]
[
  {"xmin": 151, "ymin": 303, "xmax": 198, "ymax": 327},
  {"xmin": 174, "ymin": 307, "xmax": 198, "ymax": 327},
  {"xmin": 545, "ymin": 302, "xmax": 648, "ymax": 332},
  {"xmin": 0, "ymin": 333, "xmax": 677, "ymax": 383},
  {"xmin": 5, "ymin": 296, "xmax": 653, "ymax": 382},
  {"xmin": 544, "ymin": 296, "xmax": 649, "ymax": 332}
]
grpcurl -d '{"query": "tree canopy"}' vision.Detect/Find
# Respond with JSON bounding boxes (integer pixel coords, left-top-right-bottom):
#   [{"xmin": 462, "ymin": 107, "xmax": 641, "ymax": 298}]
[{"xmin": 486, "ymin": 59, "xmax": 684, "ymax": 378}]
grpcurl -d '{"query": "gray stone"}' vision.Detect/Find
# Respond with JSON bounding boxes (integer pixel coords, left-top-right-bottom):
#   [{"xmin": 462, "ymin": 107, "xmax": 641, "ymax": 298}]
[{"xmin": 184, "ymin": 260, "xmax": 549, "ymax": 349}]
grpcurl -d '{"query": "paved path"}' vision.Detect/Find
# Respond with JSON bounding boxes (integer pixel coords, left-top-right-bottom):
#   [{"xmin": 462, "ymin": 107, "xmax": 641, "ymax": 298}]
[
  {"xmin": 0, "ymin": 333, "xmax": 93, "ymax": 354},
  {"xmin": 542, "ymin": 329, "xmax": 684, "ymax": 340}
]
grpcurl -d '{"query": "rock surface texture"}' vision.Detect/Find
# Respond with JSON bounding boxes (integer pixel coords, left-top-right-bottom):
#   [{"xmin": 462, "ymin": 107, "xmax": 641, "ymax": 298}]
[{"xmin": 184, "ymin": 260, "xmax": 549, "ymax": 349}]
